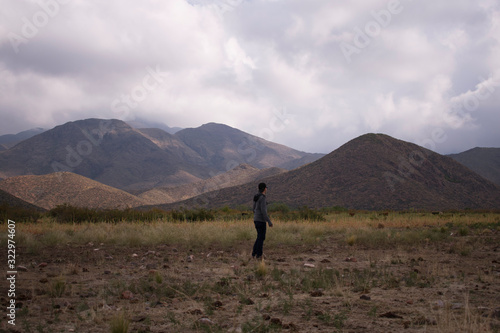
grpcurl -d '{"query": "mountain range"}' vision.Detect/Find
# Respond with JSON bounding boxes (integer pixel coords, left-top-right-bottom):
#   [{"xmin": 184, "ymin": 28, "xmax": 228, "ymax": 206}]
[
  {"xmin": 150, "ymin": 134, "xmax": 500, "ymax": 211},
  {"xmin": 0, "ymin": 119, "xmax": 321, "ymax": 191},
  {"xmin": 0, "ymin": 119, "xmax": 499, "ymax": 211}
]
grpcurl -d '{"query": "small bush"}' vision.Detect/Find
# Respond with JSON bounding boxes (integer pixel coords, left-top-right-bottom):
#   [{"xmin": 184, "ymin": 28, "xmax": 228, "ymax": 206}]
[
  {"xmin": 49, "ymin": 278, "xmax": 66, "ymax": 298},
  {"xmin": 171, "ymin": 208, "xmax": 215, "ymax": 222},
  {"xmin": 255, "ymin": 260, "xmax": 268, "ymax": 278},
  {"xmin": 110, "ymin": 312, "xmax": 129, "ymax": 333},
  {"xmin": 0, "ymin": 204, "xmax": 42, "ymax": 222},
  {"xmin": 268, "ymin": 202, "xmax": 290, "ymax": 214},
  {"xmin": 48, "ymin": 204, "xmax": 169, "ymax": 223}
]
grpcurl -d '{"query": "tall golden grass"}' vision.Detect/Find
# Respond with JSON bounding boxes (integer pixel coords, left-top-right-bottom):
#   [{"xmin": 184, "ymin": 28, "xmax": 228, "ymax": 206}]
[{"xmin": 1, "ymin": 212, "xmax": 498, "ymax": 251}]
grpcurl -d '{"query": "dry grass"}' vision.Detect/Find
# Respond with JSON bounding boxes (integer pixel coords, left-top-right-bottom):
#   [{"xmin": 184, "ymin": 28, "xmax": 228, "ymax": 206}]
[
  {"xmin": 1, "ymin": 212, "xmax": 498, "ymax": 252},
  {"xmin": 1, "ymin": 211, "xmax": 498, "ymax": 332}
]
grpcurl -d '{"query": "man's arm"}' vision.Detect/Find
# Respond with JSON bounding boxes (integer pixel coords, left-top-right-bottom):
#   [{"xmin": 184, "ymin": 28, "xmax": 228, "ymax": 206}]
[{"xmin": 259, "ymin": 197, "xmax": 273, "ymax": 227}]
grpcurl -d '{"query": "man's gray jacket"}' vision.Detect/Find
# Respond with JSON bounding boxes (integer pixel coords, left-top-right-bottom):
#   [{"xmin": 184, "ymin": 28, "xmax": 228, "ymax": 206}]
[{"xmin": 253, "ymin": 193, "xmax": 272, "ymax": 226}]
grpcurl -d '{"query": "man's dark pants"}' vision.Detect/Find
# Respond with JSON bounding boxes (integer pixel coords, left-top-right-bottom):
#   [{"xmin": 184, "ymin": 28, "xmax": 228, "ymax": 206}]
[{"xmin": 252, "ymin": 221, "xmax": 267, "ymax": 258}]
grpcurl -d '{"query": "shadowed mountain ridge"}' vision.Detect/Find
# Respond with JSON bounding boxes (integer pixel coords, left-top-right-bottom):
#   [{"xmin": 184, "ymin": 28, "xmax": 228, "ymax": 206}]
[{"xmin": 150, "ymin": 133, "xmax": 500, "ymax": 211}]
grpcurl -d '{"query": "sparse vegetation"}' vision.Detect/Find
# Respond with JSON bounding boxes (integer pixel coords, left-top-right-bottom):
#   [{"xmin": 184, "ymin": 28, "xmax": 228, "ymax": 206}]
[{"xmin": 1, "ymin": 210, "xmax": 498, "ymax": 332}]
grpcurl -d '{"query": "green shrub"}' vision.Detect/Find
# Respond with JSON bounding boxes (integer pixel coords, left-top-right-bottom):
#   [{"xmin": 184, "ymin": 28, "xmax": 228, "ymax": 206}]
[
  {"xmin": 268, "ymin": 202, "xmax": 291, "ymax": 214},
  {"xmin": 170, "ymin": 208, "xmax": 215, "ymax": 222}
]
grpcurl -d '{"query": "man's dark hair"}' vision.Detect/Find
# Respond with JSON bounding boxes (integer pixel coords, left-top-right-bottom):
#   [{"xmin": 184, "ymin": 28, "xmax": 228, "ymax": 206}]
[{"xmin": 258, "ymin": 182, "xmax": 267, "ymax": 193}]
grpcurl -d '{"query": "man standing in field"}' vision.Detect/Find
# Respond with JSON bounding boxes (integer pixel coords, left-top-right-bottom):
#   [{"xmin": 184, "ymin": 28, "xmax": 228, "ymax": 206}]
[{"xmin": 252, "ymin": 182, "xmax": 273, "ymax": 260}]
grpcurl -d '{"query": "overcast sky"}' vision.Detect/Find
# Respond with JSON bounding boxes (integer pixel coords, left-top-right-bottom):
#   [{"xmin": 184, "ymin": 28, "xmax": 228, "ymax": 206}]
[{"xmin": 1, "ymin": 0, "xmax": 499, "ymax": 154}]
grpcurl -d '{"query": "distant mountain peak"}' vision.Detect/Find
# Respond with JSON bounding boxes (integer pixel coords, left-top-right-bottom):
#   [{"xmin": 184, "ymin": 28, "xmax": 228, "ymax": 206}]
[
  {"xmin": 0, "ymin": 118, "xmax": 322, "ymax": 191},
  {"xmin": 161, "ymin": 132, "xmax": 500, "ymax": 211}
]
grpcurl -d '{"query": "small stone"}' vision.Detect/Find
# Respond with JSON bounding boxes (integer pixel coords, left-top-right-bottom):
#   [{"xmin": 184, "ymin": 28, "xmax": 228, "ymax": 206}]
[
  {"xmin": 132, "ymin": 253, "xmax": 138, "ymax": 257},
  {"xmin": 121, "ymin": 290, "xmax": 133, "ymax": 299},
  {"xmin": 240, "ymin": 298, "xmax": 254, "ymax": 305},
  {"xmin": 379, "ymin": 311, "xmax": 403, "ymax": 319},
  {"xmin": 187, "ymin": 255, "xmax": 194, "ymax": 262},
  {"xmin": 189, "ymin": 309, "xmax": 202, "ymax": 315},
  {"xmin": 38, "ymin": 262, "xmax": 48, "ymax": 268},
  {"xmin": 131, "ymin": 315, "xmax": 147, "ymax": 322},
  {"xmin": 310, "ymin": 289, "xmax": 324, "ymax": 297},
  {"xmin": 198, "ymin": 318, "xmax": 214, "ymax": 326},
  {"xmin": 303, "ymin": 263, "xmax": 315, "ymax": 268},
  {"xmin": 270, "ymin": 318, "xmax": 282, "ymax": 326},
  {"xmin": 17, "ymin": 266, "xmax": 28, "ymax": 272},
  {"xmin": 434, "ymin": 300, "xmax": 445, "ymax": 309}
]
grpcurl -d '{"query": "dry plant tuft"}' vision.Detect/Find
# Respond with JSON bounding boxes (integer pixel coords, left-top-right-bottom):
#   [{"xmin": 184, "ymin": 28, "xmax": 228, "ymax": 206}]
[
  {"xmin": 255, "ymin": 260, "xmax": 268, "ymax": 278},
  {"xmin": 435, "ymin": 293, "xmax": 493, "ymax": 333},
  {"xmin": 110, "ymin": 311, "xmax": 129, "ymax": 333},
  {"xmin": 48, "ymin": 277, "xmax": 67, "ymax": 298}
]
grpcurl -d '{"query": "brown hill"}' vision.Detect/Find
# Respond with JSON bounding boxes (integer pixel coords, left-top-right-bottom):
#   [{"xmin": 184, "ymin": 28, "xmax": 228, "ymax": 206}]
[
  {"xmin": 0, "ymin": 188, "xmax": 45, "ymax": 211},
  {"xmin": 137, "ymin": 164, "xmax": 286, "ymax": 205},
  {"xmin": 0, "ymin": 119, "xmax": 208, "ymax": 191},
  {"xmin": 0, "ymin": 172, "xmax": 146, "ymax": 210},
  {"xmin": 0, "ymin": 119, "xmax": 322, "ymax": 191},
  {"xmin": 175, "ymin": 123, "xmax": 324, "ymax": 170},
  {"xmin": 448, "ymin": 148, "xmax": 500, "ymax": 186},
  {"xmin": 154, "ymin": 133, "xmax": 500, "ymax": 211}
]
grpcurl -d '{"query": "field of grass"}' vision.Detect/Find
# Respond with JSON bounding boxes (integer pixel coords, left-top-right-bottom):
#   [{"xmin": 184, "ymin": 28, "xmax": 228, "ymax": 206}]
[
  {"xmin": 3, "ymin": 211, "xmax": 499, "ymax": 250},
  {"xmin": 1, "ymin": 211, "xmax": 499, "ymax": 332}
]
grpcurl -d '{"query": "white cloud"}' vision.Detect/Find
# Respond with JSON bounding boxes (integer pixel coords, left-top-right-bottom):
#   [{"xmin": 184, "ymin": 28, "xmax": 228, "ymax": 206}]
[{"xmin": 0, "ymin": 0, "xmax": 499, "ymax": 155}]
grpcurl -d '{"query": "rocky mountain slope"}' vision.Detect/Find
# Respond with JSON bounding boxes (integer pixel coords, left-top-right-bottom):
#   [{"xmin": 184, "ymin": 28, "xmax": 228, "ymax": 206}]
[
  {"xmin": 137, "ymin": 164, "xmax": 286, "ymax": 205},
  {"xmin": 0, "ymin": 188, "xmax": 45, "ymax": 211},
  {"xmin": 154, "ymin": 134, "xmax": 500, "ymax": 211},
  {"xmin": 448, "ymin": 147, "xmax": 500, "ymax": 186},
  {"xmin": 0, "ymin": 119, "xmax": 322, "ymax": 190},
  {"xmin": 0, "ymin": 127, "xmax": 46, "ymax": 149},
  {"xmin": 0, "ymin": 172, "xmax": 147, "ymax": 210}
]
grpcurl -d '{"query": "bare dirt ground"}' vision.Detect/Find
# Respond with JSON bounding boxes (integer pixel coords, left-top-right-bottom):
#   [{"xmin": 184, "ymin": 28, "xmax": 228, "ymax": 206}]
[{"xmin": 2, "ymin": 231, "xmax": 499, "ymax": 333}]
